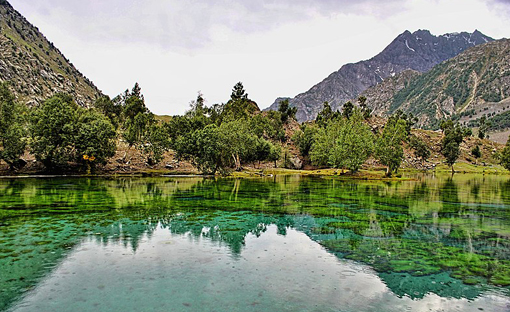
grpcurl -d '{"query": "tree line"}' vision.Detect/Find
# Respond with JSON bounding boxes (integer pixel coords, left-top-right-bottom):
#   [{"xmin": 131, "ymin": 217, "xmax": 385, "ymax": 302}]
[
  {"xmin": 0, "ymin": 81, "xmax": 292, "ymax": 174},
  {"xmin": 2, "ymin": 80, "xmax": 510, "ymax": 175}
]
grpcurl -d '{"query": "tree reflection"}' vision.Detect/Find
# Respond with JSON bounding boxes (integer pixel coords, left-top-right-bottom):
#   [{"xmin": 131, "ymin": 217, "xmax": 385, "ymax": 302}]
[{"xmin": 1, "ymin": 175, "xmax": 510, "ymax": 310}]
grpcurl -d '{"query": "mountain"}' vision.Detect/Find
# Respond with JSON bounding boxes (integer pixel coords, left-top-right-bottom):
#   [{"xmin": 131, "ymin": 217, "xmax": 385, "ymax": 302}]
[
  {"xmin": 0, "ymin": 0, "xmax": 101, "ymax": 106},
  {"xmin": 362, "ymin": 38, "xmax": 510, "ymax": 128},
  {"xmin": 266, "ymin": 29, "xmax": 494, "ymax": 122}
]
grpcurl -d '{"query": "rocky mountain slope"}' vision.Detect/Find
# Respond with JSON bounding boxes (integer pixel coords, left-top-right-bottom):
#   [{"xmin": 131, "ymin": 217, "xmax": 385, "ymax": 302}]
[
  {"xmin": 0, "ymin": 0, "xmax": 101, "ymax": 106},
  {"xmin": 266, "ymin": 29, "xmax": 493, "ymax": 122},
  {"xmin": 362, "ymin": 39, "xmax": 510, "ymax": 129}
]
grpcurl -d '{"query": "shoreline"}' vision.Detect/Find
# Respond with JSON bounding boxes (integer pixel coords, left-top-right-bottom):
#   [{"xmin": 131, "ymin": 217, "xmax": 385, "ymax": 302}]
[{"xmin": 0, "ymin": 162, "xmax": 508, "ymax": 180}]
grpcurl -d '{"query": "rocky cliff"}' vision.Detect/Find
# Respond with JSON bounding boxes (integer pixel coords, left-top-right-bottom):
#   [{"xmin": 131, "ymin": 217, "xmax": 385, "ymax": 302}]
[{"xmin": 0, "ymin": 0, "xmax": 101, "ymax": 106}]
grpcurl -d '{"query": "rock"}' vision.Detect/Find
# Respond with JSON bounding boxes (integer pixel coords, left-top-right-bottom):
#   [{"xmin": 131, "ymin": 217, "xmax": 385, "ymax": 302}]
[{"xmin": 290, "ymin": 157, "xmax": 303, "ymax": 170}]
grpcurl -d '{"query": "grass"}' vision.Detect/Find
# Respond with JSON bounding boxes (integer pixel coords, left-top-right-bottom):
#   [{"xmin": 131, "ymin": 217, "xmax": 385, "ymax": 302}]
[
  {"xmin": 434, "ymin": 162, "xmax": 508, "ymax": 174},
  {"xmin": 231, "ymin": 168, "xmax": 415, "ymax": 181}
]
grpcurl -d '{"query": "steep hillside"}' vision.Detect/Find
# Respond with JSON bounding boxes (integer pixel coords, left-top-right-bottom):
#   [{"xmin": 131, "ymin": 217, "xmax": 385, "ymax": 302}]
[
  {"xmin": 0, "ymin": 0, "xmax": 101, "ymax": 106},
  {"xmin": 266, "ymin": 30, "xmax": 493, "ymax": 122},
  {"xmin": 362, "ymin": 39, "xmax": 510, "ymax": 129}
]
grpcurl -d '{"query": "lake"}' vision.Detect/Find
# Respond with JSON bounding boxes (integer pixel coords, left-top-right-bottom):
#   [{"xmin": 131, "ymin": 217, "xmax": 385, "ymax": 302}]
[{"xmin": 0, "ymin": 174, "xmax": 509, "ymax": 311}]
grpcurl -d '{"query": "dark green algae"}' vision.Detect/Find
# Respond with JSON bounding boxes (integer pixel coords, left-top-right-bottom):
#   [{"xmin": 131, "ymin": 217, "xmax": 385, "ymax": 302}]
[{"xmin": 1, "ymin": 174, "xmax": 510, "ymax": 310}]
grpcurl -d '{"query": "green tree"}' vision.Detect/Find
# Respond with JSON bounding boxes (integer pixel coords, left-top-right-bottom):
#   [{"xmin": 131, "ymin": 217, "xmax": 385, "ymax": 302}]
[
  {"xmin": 142, "ymin": 124, "xmax": 169, "ymax": 165},
  {"xmin": 500, "ymin": 138, "xmax": 510, "ymax": 171},
  {"xmin": 358, "ymin": 96, "xmax": 370, "ymax": 119},
  {"xmin": 123, "ymin": 84, "xmax": 148, "ymax": 122},
  {"xmin": 268, "ymin": 143, "xmax": 281, "ymax": 168},
  {"xmin": 375, "ymin": 115, "xmax": 407, "ymax": 176},
  {"xmin": 471, "ymin": 145, "xmax": 481, "ymax": 163},
  {"xmin": 176, "ymin": 124, "xmax": 231, "ymax": 175},
  {"xmin": 410, "ymin": 136, "xmax": 430, "ymax": 163},
  {"xmin": 218, "ymin": 119, "xmax": 258, "ymax": 171},
  {"xmin": 389, "ymin": 110, "xmax": 417, "ymax": 140},
  {"xmin": 230, "ymin": 82, "xmax": 248, "ymax": 101},
  {"xmin": 94, "ymin": 95, "xmax": 122, "ymax": 129},
  {"xmin": 222, "ymin": 82, "xmax": 259, "ymax": 121},
  {"xmin": 375, "ymin": 111, "xmax": 416, "ymax": 176},
  {"xmin": 278, "ymin": 99, "xmax": 297, "ymax": 124},
  {"xmin": 124, "ymin": 112, "xmax": 155, "ymax": 148},
  {"xmin": 74, "ymin": 109, "xmax": 117, "ymax": 167},
  {"xmin": 0, "ymin": 82, "xmax": 27, "ymax": 169},
  {"xmin": 292, "ymin": 123, "xmax": 318, "ymax": 157},
  {"xmin": 440, "ymin": 119, "xmax": 468, "ymax": 174},
  {"xmin": 478, "ymin": 116, "xmax": 491, "ymax": 140},
  {"xmin": 315, "ymin": 102, "xmax": 340, "ymax": 128},
  {"xmin": 311, "ymin": 110, "xmax": 373, "ymax": 172},
  {"xmin": 342, "ymin": 101, "xmax": 354, "ymax": 120},
  {"xmin": 30, "ymin": 93, "xmax": 78, "ymax": 169},
  {"xmin": 30, "ymin": 94, "xmax": 117, "ymax": 170}
]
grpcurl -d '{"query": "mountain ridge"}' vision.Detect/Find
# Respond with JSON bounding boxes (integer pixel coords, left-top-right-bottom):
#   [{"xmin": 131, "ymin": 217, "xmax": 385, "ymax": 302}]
[
  {"xmin": 266, "ymin": 29, "xmax": 494, "ymax": 122},
  {"xmin": 361, "ymin": 38, "xmax": 510, "ymax": 128}
]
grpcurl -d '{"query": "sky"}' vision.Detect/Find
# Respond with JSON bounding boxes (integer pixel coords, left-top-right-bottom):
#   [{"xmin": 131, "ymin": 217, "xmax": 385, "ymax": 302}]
[{"xmin": 8, "ymin": 0, "xmax": 510, "ymax": 115}]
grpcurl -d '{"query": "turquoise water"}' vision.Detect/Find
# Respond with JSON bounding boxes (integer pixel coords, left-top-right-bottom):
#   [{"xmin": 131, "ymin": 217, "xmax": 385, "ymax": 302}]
[{"xmin": 1, "ymin": 175, "xmax": 510, "ymax": 311}]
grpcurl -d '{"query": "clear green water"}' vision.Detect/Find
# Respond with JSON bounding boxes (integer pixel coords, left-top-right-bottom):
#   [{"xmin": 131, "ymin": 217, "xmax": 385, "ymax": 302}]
[{"xmin": 0, "ymin": 175, "xmax": 509, "ymax": 311}]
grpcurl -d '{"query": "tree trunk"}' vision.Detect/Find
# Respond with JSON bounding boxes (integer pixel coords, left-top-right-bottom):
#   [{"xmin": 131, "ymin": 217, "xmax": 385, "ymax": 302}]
[{"xmin": 385, "ymin": 167, "xmax": 391, "ymax": 177}]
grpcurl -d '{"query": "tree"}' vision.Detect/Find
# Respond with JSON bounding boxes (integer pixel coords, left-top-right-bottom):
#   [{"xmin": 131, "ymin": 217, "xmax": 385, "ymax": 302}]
[
  {"xmin": 218, "ymin": 119, "xmax": 258, "ymax": 171},
  {"xmin": 142, "ymin": 124, "xmax": 169, "ymax": 166},
  {"xmin": 389, "ymin": 110, "xmax": 417, "ymax": 141},
  {"xmin": 278, "ymin": 99, "xmax": 297, "ymax": 124},
  {"xmin": 342, "ymin": 101, "xmax": 354, "ymax": 120},
  {"xmin": 500, "ymin": 138, "xmax": 510, "ymax": 171},
  {"xmin": 94, "ymin": 95, "xmax": 122, "ymax": 129},
  {"xmin": 315, "ymin": 102, "xmax": 340, "ymax": 128},
  {"xmin": 358, "ymin": 96, "xmax": 370, "ymax": 119},
  {"xmin": 124, "ymin": 112, "xmax": 155, "ymax": 148},
  {"xmin": 311, "ymin": 109, "xmax": 373, "ymax": 172},
  {"xmin": 267, "ymin": 144, "xmax": 280, "ymax": 168},
  {"xmin": 440, "ymin": 119, "xmax": 469, "ymax": 174},
  {"xmin": 222, "ymin": 82, "xmax": 259, "ymax": 121},
  {"xmin": 30, "ymin": 93, "xmax": 79, "ymax": 169},
  {"xmin": 292, "ymin": 124, "xmax": 318, "ymax": 157},
  {"xmin": 478, "ymin": 116, "xmax": 491, "ymax": 139},
  {"xmin": 410, "ymin": 136, "xmax": 430, "ymax": 163},
  {"xmin": 230, "ymin": 82, "xmax": 248, "ymax": 101},
  {"xmin": 176, "ymin": 124, "xmax": 231, "ymax": 175},
  {"xmin": 74, "ymin": 109, "xmax": 117, "ymax": 168},
  {"xmin": 375, "ymin": 114, "xmax": 407, "ymax": 176},
  {"xmin": 0, "ymin": 82, "xmax": 27, "ymax": 170},
  {"xmin": 30, "ymin": 93, "xmax": 117, "ymax": 171},
  {"xmin": 471, "ymin": 145, "xmax": 481, "ymax": 163}
]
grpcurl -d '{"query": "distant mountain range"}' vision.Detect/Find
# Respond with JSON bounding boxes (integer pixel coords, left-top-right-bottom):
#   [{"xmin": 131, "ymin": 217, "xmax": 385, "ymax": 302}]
[
  {"xmin": 0, "ymin": 0, "xmax": 101, "ymax": 106},
  {"xmin": 266, "ymin": 29, "xmax": 494, "ymax": 122},
  {"xmin": 362, "ymin": 38, "xmax": 510, "ymax": 128}
]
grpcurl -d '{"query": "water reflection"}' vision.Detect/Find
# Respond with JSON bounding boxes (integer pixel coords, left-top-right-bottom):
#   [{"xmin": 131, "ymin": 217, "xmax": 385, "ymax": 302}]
[
  {"xmin": 1, "ymin": 175, "xmax": 510, "ymax": 311},
  {"xmin": 9, "ymin": 225, "xmax": 510, "ymax": 312}
]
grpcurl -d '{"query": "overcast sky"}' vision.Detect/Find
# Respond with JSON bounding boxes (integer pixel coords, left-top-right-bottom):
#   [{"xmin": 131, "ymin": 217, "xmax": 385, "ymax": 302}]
[{"xmin": 8, "ymin": 0, "xmax": 510, "ymax": 115}]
